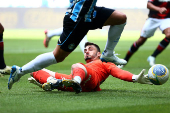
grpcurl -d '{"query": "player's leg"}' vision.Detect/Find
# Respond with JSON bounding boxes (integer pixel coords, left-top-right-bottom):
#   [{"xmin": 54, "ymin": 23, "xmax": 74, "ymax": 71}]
[
  {"xmin": 117, "ymin": 36, "xmax": 147, "ymax": 68},
  {"xmin": 124, "ymin": 36, "xmax": 147, "ymax": 62},
  {"xmin": 151, "ymin": 28, "xmax": 170, "ymax": 57},
  {"xmin": 121, "ymin": 18, "xmax": 159, "ymax": 67},
  {"xmin": 62, "ymin": 63, "xmax": 87, "ymax": 93},
  {"xmin": 41, "ymin": 68, "xmax": 82, "ymax": 92},
  {"xmin": 43, "ymin": 64, "xmax": 86, "ymax": 92},
  {"xmin": 148, "ymin": 19, "xmax": 170, "ymax": 66},
  {"xmin": 30, "ymin": 70, "xmax": 68, "ymax": 91},
  {"xmin": 97, "ymin": 9, "xmax": 127, "ymax": 65},
  {"xmin": 29, "ymin": 70, "xmax": 65, "ymax": 91},
  {"xmin": 8, "ymin": 46, "xmax": 70, "ymax": 90},
  {"xmin": 8, "ymin": 15, "xmax": 89, "ymax": 90},
  {"xmin": 0, "ymin": 23, "xmax": 11, "ymax": 77},
  {"xmin": 46, "ymin": 27, "xmax": 63, "ymax": 38},
  {"xmin": 42, "ymin": 71, "xmax": 75, "ymax": 92},
  {"xmin": 30, "ymin": 70, "xmax": 55, "ymax": 84},
  {"xmin": 44, "ymin": 27, "xmax": 63, "ymax": 48},
  {"xmin": 0, "ymin": 23, "xmax": 5, "ymax": 70},
  {"xmin": 62, "ymin": 63, "xmax": 100, "ymax": 93}
]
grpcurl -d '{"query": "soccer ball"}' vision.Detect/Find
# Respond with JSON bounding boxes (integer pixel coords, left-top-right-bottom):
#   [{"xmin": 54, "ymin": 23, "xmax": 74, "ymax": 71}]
[{"xmin": 148, "ymin": 64, "xmax": 169, "ymax": 85}]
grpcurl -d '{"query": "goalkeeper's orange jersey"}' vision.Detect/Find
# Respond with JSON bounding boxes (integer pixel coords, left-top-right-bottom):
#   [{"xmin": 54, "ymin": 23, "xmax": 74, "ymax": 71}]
[{"xmin": 78, "ymin": 59, "xmax": 133, "ymax": 92}]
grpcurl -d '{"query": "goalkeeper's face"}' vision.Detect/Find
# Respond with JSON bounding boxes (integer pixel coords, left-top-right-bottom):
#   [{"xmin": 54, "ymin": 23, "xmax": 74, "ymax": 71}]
[{"xmin": 84, "ymin": 45, "xmax": 101, "ymax": 63}]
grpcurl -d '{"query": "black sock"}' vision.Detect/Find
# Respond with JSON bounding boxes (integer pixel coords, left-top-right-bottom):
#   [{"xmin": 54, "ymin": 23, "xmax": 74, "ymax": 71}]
[
  {"xmin": 124, "ymin": 42, "xmax": 139, "ymax": 62},
  {"xmin": 0, "ymin": 34, "xmax": 6, "ymax": 69},
  {"xmin": 152, "ymin": 37, "xmax": 170, "ymax": 57}
]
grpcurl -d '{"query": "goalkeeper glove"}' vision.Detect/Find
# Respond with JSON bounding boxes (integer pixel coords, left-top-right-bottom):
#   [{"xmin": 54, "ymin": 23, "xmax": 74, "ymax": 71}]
[{"xmin": 132, "ymin": 69, "xmax": 153, "ymax": 85}]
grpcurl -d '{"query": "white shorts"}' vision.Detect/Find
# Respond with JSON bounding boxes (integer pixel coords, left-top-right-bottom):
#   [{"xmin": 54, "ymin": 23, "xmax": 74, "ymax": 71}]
[{"xmin": 140, "ymin": 18, "xmax": 170, "ymax": 38}]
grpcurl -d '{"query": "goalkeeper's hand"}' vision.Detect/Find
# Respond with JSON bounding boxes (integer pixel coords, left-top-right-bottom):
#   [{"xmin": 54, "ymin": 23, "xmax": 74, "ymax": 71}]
[{"xmin": 132, "ymin": 69, "xmax": 153, "ymax": 85}]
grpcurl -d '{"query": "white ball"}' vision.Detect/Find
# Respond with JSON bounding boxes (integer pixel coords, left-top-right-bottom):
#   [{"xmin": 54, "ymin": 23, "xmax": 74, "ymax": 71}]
[{"xmin": 148, "ymin": 64, "xmax": 169, "ymax": 85}]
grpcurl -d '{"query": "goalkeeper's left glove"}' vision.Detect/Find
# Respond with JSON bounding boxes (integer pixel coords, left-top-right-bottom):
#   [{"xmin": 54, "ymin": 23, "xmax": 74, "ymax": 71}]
[{"xmin": 132, "ymin": 69, "xmax": 153, "ymax": 85}]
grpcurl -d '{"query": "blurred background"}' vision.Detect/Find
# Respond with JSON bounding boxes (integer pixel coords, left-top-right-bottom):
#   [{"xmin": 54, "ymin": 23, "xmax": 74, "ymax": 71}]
[
  {"xmin": 0, "ymin": 0, "xmax": 149, "ymax": 30},
  {"xmin": 1, "ymin": 2, "xmax": 170, "ymax": 113}
]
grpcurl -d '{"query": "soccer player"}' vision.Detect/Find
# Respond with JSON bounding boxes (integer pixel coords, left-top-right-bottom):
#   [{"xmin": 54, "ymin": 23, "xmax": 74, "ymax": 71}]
[
  {"xmin": 8, "ymin": 1, "xmax": 128, "ymax": 90},
  {"xmin": 28, "ymin": 42, "xmax": 152, "ymax": 94},
  {"xmin": 0, "ymin": 23, "xmax": 11, "ymax": 77},
  {"xmin": 119, "ymin": 0, "xmax": 170, "ymax": 68},
  {"xmin": 43, "ymin": 28, "xmax": 88, "ymax": 53}
]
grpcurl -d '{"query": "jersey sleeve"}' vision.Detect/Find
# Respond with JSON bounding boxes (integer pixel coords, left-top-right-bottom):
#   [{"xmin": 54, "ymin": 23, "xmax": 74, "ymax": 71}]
[{"xmin": 103, "ymin": 62, "xmax": 133, "ymax": 82}]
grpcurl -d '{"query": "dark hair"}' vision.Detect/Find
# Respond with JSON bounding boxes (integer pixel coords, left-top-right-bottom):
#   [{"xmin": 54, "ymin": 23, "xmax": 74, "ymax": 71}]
[{"xmin": 84, "ymin": 42, "xmax": 100, "ymax": 52}]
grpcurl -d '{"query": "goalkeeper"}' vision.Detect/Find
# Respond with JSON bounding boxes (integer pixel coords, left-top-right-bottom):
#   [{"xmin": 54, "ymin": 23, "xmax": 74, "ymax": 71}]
[{"xmin": 28, "ymin": 42, "xmax": 153, "ymax": 94}]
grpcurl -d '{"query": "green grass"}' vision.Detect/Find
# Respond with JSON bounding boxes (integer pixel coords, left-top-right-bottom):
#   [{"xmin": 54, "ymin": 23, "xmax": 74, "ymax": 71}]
[{"xmin": 1, "ymin": 29, "xmax": 170, "ymax": 113}]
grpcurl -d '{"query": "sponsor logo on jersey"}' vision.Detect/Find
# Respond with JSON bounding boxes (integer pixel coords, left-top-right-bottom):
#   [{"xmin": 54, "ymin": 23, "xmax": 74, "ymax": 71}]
[{"xmin": 68, "ymin": 43, "xmax": 75, "ymax": 50}]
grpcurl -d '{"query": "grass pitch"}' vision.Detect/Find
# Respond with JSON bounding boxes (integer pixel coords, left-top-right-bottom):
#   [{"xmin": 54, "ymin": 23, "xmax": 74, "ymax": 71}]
[{"xmin": 0, "ymin": 29, "xmax": 170, "ymax": 113}]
